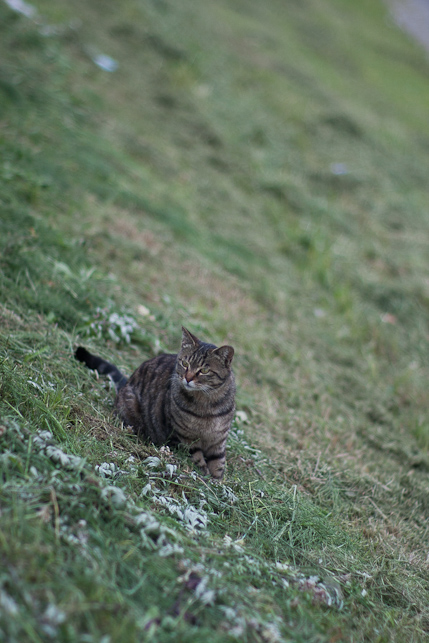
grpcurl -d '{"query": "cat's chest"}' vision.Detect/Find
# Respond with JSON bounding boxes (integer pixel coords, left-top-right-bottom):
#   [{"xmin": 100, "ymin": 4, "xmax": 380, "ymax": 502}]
[{"xmin": 170, "ymin": 396, "xmax": 230, "ymax": 437}]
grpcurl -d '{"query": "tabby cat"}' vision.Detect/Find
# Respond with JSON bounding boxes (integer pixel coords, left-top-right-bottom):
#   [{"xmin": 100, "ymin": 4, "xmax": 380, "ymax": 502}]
[{"xmin": 75, "ymin": 327, "xmax": 235, "ymax": 479}]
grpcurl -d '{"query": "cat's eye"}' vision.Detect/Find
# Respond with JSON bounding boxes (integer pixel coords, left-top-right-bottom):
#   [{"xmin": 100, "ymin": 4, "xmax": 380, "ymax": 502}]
[
  {"xmin": 181, "ymin": 359, "xmax": 189, "ymax": 368},
  {"xmin": 200, "ymin": 366, "xmax": 210, "ymax": 374}
]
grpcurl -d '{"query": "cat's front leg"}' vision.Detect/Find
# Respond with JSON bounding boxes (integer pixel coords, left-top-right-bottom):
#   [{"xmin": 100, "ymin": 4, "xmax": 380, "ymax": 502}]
[
  {"xmin": 188, "ymin": 443, "xmax": 210, "ymax": 476},
  {"xmin": 205, "ymin": 451, "xmax": 226, "ymax": 480}
]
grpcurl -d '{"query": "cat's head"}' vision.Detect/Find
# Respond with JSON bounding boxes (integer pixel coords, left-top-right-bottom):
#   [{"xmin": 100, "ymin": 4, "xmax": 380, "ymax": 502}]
[{"xmin": 176, "ymin": 327, "xmax": 234, "ymax": 392}]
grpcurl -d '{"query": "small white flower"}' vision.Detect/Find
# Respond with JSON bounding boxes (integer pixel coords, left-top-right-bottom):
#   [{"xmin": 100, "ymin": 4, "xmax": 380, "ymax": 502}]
[
  {"xmin": 219, "ymin": 606, "xmax": 236, "ymax": 620},
  {"xmin": 194, "ymin": 577, "xmax": 215, "ymax": 605},
  {"xmin": 183, "ymin": 506, "xmax": 207, "ymax": 530},
  {"xmin": 276, "ymin": 562, "xmax": 291, "ymax": 571},
  {"xmin": 330, "ymin": 162, "xmax": 348, "ymax": 175},
  {"xmin": 100, "ymin": 486, "xmax": 127, "ymax": 508},
  {"xmin": 223, "ymin": 535, "xmax": 233, "ymax": 548},
  {"xmin": 221, "ymin": 485, "xmax": 238, "ymax": 503},
  {"xmin": 95, "ymin": 462, "xmax": 128, "ymax": 478},
  {"xmin": 0, "ymin": 590, "xmax": 18, "ymax": 615},
  {"xmin": 144, "ymin": 456, "xmax": 161, "ymax": 469},
  {"xmin": 45, "ymin": 446, "xmax": 83, "ymax": 470},
  {"xmin": 235, "ymin": 410, "xmax": 248, "ymax": 423},
  {"xmin": 134, "ymin": 512, "xmax": 150, "ymax": 527},
  {"xmin": 165, "ymin": 463, "xmax": 177, "ymax": 477},
  {"xmin": 141, "ymin": 518, "xmax": 160, "ymax": 535},
  {"xmin": 137, "ymin": 304, "xmax": 151, "ymax": 317},
  {"xmin": 27, "ymin": 379, "xmax": 43, "ymax": 392},
  {"xmin": 4, "ymin": 0, "xmax": 37, "ymax": 18},
  {"xmin": 229, "ymin": 623, "xmax": 245, "ymax": 637},
  {"xmin": 96, "ymin": 462, "xmax": 116, "ymax": 477},
  {"xmin": 223, "ymin": 534, "xmax": 244, "ymax": 551},
  {"xmin": 158, "ymin": 543, "xmax": 184, "ymax": 557},
  {"xmin": 140, "ymin": 483, "xmax": 153, "ymax": 496},
  {"xmin": 33, "ymin": 430, "xmax": 54, "ymax": 448},
  {"xmin": 261, "ymin": 622, "xmax": 282, "ymax": 642},
  {"xmin": 40, "ymin": 603, "xmax": 66, "ymax": 638}
]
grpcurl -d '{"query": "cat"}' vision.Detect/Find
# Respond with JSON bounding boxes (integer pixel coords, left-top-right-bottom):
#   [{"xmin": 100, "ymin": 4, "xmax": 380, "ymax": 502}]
[{"xmin": 75, "ymin": 327, "xmax": 236, "ymax": 479}]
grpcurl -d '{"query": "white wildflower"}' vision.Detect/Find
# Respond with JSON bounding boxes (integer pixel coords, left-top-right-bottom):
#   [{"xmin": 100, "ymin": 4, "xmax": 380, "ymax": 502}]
[
  {"xmin": 229, "ymin": 623, "xmax": 246, "ymax": 638},
  {"xmin": 134, "ymin": 512, "xmax": 154, "ymax": 527},
  {"xmin": 0, "ymin": 590, "xmax": 18, "ymax": 615},
  {"xmin": 165, "ymin": 463, "xmax": 177, "ymax": 477},
  {"xmin": 33, "ymin": 431, "xmax": 83, "ymax": 470},
  {"xmin": 0, "ymin": 452, "xmax": 21, "ymax": 467},
  {"xmin": 307, "ymin": 576, "xmax": 319, "ymax": 586},
  {"xmin": 154, "ymin": 494, "xmax": 208, "ymax": 531},
  {"xmin": 45, "ymin": 446, "xmax": 83, "ymax": 470},
  {"xmin": 140, "ymin": 483, "xmax": 153, "ymax": 496},
  {"xmin": 330, "ymin": 162, "xmax": 348, "ymax": 175},
  {"xmin": 158, "ymin": 524, "xmax": 179, "ymax": 539},
  {"xmin": 27, "ymin": 379, "xmax": 43, "ymax": 392},
  {"xmin": 125, "ymin": 456, "xmax": 138, "ymax": 473},
  {"xmin": 140, "ymin": 517, "xmax": 162, "ymax": 536},
  {"xmin": 158, "ymin": 543, "xmax": 184, "ymax": 557},
  {"xmin": 261, "ymin": 622, "xmax": 282, "ymax": 642},
  {"xmin": 275, "ymin": 562, "xmax": 291, "ymax": 571},
  {"xmin": 194, "ymin": 576, "xmax": 216, "ymax": 606},
  {"xmin": 144, "ymin": 456, "xmax": 161, "ymax": 469},
  {"xmin": 40, "ymin": 603, "xmax": 66, "ymax": 638},
  {"xmin": 4, "ymin": 0, "xmax": 37, "ymax": 18},
  {"xmin": 235, "ymin": 410, "xmax": 248, "ymax": 423},
  {"xmin": 157, "ymin": 496, "xmax": 184, "ymax": 521},
  {"xmin": 219, "ymin": 606, "xmax": 236, "ymax": 620},
  {"xmin": 221, "ymin": 485, "xmax": 238, "ymax": 503},
  {"xmin": 137, "ymin": 304, "xmax": 151, "ymax": 317},
  {"xmin": 33, "ymin": 430, "xmax": 54, "ymax": 448},
  {"xmin": 95, "ymin": 462, "xmax": 127, "ymax": 477},
  {"xmin": 95, "ymin": 462, "xmax": 116, "ymax": 477},
  {"xmin": 183, "ymin": 506, "xmax": 207, "ymax": 531},
  {"xmin": 100, "ymin": 485, "xmax": 127, "ymax": 508},
  {"xmin": 223, "ymin": 534, "xmax": 233, "ymax": 547},
  {"xmin": 223, "ymin": 534, "xmax": 244, "ymax": 552},
  {"xmin": 92, "ymin": 54, "xmax": 119, "ymax": 73}
]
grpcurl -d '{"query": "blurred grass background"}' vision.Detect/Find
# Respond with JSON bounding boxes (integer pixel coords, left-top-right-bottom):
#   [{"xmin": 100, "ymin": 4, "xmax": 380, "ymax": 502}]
[{"xmin": 1, "ymin": 0, "xmax": 429, "ymax": 640}]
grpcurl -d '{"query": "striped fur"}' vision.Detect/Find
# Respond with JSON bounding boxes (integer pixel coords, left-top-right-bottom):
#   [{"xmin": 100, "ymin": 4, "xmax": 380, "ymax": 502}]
[{"xmin": 75, "ymin": 327, "xmax": 235, "ymax": 479}]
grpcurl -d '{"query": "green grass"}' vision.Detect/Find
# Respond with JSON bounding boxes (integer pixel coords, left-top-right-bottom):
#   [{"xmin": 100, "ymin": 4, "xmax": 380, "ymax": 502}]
[{"xmin": 1, "ymin": 0, "xmax": 429, "ymax": 640}]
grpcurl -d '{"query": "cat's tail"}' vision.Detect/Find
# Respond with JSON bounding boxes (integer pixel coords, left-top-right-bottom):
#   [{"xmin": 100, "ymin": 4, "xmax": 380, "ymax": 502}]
[{"xmin": 75, "ymin": 347, "xmax": 128, "ymax": 391}]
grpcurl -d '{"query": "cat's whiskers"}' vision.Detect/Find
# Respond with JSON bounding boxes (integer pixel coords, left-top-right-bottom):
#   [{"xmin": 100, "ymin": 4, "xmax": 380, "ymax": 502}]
[{"xmin": 198, "ymin": 383, "xmax": 212, "ymax": 394}]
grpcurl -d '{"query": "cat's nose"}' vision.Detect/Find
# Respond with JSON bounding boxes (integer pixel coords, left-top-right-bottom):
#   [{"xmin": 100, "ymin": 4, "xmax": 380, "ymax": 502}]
[{"xmin": 185, "ymin": 371, "xmax": 195, "ymax": 382}]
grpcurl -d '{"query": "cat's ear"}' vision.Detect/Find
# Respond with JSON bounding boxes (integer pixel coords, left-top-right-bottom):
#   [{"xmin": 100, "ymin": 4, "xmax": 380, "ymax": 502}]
[
  {"xmin": 181, "ymin": 327, "xmax": 200, "ymax": 350},
  {"xmin": 212, "ymin": 345, "xmax": 234, "ymax": 368}
]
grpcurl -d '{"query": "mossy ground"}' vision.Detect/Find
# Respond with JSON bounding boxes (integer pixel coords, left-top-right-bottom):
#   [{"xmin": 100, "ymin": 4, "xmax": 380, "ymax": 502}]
[{"xmin": 1, "ymin": 0, "xmax": 429, "ymax": 640}]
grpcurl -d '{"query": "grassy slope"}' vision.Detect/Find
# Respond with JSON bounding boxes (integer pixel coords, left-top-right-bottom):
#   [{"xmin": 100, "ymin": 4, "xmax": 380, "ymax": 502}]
[{"xmin": 1, "ymin": 0, "xmax": 429, "ymax": 640}]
